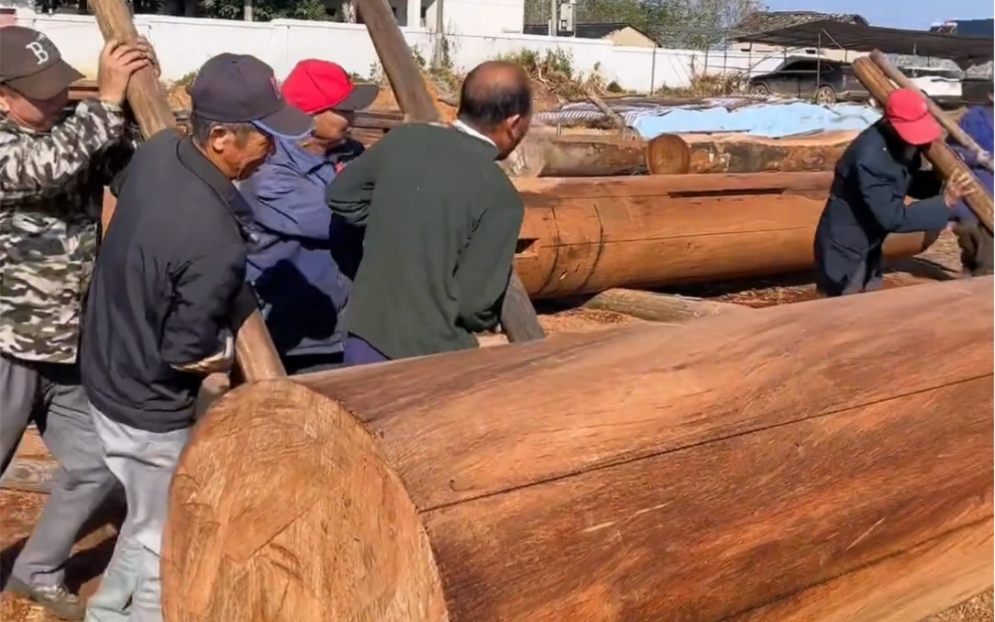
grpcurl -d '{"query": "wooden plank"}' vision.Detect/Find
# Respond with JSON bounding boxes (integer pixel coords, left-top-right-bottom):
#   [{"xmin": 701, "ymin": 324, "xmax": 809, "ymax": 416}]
[
  {"xmin": 583, "ymin": 289, "xmax": 748, "ymax": 322},
  {"xmin": 852, "ymin": 57, "xmax": 994, "ymax": 233},
  {"xmin": 161, "ymin": 277, "xmax": 994, "ymax": 622},
  {"xmin": 88, "ymin": 0, "xmax": 286, "ymax": 381},
  {"xmin": 354, "ymin": 0, "xmax": 544, "ymax": 342},
  {"xmin": 0, "ymin": 456, "xmax": 56, "ymax": 494}
]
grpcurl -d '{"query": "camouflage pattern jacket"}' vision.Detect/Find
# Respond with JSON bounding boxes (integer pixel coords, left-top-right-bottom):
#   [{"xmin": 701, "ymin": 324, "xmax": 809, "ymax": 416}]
[{"xmin": 0, "ymin": 99, "xmax": 137, "ymax": 364}]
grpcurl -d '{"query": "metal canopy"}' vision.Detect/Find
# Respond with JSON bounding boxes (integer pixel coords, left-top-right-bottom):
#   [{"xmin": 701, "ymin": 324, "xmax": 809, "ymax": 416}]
[{"xmin": 739, "ymin": 19, "xmax": 994, "ymax": 65}]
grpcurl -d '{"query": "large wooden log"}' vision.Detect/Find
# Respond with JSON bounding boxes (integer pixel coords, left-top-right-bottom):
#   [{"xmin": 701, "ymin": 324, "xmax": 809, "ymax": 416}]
[
  {"xmin": 852, "ymin": 57, "xmax": 994, "ymax": 233},
  {"xmin": 161, "ymin": 277, "xmax": 994, "ymax": 622},
  {"xmin": 646, "ymin": 131, "xmax": 857, "ymax": 175},
  {"xmin": 512, "ymin": 172, "xmax": 936, "ymax": 298},
  {"xmin": 539, "ymin": 134, "xmax": 646, "ymax": 176}
]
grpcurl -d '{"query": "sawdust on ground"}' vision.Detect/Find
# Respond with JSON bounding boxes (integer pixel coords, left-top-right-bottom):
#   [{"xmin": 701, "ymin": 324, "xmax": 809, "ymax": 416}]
[{"xmin": 1, "ymin": 230, "xmax": 990, "ymax": 621}]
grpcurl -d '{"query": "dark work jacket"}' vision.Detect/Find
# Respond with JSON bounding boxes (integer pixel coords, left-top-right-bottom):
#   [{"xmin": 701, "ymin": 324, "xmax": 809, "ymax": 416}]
[
  {"xmin": 82, "ymin": 132, "xmax": 255, "ymax": 432},
  {"xmin": 240, "ymin": 138, "xmax": 364, "ymax": 360},
  {"xmin": 947, "ymin": 105, "xmax": 994, "ymax": 224},
  {"xmin": 814, "ymin": 122, "xmax": 948, "ymax": 296},
  {"xmin": 326, "ymin": 124, "xmax": 523, "ymax": 361}
]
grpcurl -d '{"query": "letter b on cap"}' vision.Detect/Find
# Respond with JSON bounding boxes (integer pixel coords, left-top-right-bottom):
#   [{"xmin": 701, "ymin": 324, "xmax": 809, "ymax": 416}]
[{"xmin": 25, "ymin": 40, "xmax": 50, "ymax": 65}]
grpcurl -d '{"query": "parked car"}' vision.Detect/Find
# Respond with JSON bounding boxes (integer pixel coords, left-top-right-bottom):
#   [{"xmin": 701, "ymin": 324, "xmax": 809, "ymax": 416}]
[
  {"xmin": 748, "ymin": 59, "xmax": 869, "ymax": 104},
  {"xmin": 900, "ymin": 65, "xmax": 963, "ymax": 105}
]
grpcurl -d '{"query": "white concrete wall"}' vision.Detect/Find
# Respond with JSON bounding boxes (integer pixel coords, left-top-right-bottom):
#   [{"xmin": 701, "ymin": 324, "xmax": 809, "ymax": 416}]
[
  {"xmin": 425, "ymin": 0, "xmax": 525, "ymax": 34},
  {"xmin": 15, "ymin": 13, "xmax": 788, "ymax": 91}
]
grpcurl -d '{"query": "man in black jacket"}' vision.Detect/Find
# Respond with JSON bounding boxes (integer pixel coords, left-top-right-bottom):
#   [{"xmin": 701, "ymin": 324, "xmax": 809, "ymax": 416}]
[
  {"xmin": 80, "ymin": 53, "xmax": 310, "ymax": 622},
  {"xmin": 326, "ymin": 61, "xmax": 532, "ymax": 366},
  {"xmin": 814, "ymin": 88, "xmax": 974, "ymax": 297}
]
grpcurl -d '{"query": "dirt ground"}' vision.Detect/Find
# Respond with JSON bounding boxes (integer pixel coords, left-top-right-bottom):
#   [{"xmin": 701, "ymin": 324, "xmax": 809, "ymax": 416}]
[{"xmin": 1, "ymin": 230, "xmax": 990, "ymax": 622}]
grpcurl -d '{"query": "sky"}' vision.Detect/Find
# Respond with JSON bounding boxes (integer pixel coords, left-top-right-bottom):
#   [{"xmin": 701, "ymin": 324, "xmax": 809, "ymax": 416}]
[{"xmin": 761, "ymin": 0, "xmax": 994, "ymax": 30}]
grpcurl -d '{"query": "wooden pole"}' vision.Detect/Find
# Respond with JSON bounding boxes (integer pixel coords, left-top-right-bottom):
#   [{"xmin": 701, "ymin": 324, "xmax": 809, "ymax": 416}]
[
  {"xmin": 355, "ymin": 0, "xmax": 438, "ymax": 121},
  {"xmin": 868, "ymin": 50, "xmax": 987, "ymax": 160},
  {"xmin": 852, "ymin": 57, "xmax": 994, "ymax": 234},
  {"xmin": 88, "ymin": 0, "xmax": 286, "ymax": 380},
  {"xmin": 354, "ymin": 0, "xmax": 545, "ymax": 342}
]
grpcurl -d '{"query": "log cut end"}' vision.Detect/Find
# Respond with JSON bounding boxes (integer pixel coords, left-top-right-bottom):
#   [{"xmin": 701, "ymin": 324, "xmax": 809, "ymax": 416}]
[
  {"xmin": 162, "ymin": 380, "xmax": 447, "ymax": 622},
  {"xmin": 644, "ymin": 134, "xmax": 691, "ymax": 175}
]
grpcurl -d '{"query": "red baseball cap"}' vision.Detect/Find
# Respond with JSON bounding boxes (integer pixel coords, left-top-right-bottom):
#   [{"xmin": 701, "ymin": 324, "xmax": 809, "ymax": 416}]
[
  {"xmin": 281, "ymin": 59, "xmax": 379, "ymax": 115},
  {"xmin": 884, "ymin": 88, "xmax": 941, "ymax": 146}
]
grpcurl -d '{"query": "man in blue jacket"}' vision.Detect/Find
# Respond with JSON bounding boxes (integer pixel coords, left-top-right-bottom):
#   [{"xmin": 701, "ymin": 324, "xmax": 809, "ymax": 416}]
[
  {"xmin": 241, "ymin": 60, "xmax": 378, "ymax": 374},
  {"xmin": 814, "ymin": 88, "xmax": 974, "ymax": 297},
  {"xmin": 948, "ymin": 82, "xmax": 993, "ymax": 276}
]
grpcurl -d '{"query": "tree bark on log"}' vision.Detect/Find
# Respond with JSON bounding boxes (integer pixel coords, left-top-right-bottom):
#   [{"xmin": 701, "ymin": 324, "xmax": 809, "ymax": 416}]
[
  {"xmin": 583, "ymin": 288, "xmax": 747, "ymax": 322},
  {"xmin": 539, "ymin": 134, "xmax": 646, "ymax": 176},
  {"xmin": 645, "ymin": 131, "xmax": 858, "ymax": 175},
  {"xmin": 161, "ymin": 277, "xmax": 994, "ymax": 622},
  {"xmin": 852, "ymin": 57, "xmax": 994, "ymax": 233},
  {"xmin": 512, "ymin": 173, "xmax": 937, "ymax": 298}
]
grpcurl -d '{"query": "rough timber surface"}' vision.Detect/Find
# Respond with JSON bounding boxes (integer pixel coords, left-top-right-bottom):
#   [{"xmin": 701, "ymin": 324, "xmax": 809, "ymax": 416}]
[
  {"xmin": 162, "ymin": 278, "xmax": 994, "ymax": 622},
  {"xmin": 512, "ymin": 172, "xmax": 938, "ymax": 297},
  {"xmin": 646, "ymin": 131, "xmax": 858, "ymax": 175}
]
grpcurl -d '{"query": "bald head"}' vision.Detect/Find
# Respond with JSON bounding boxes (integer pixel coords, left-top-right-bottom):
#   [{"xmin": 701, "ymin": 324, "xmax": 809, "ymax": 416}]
[
  {"xmin": 457, "ymin": 61, "xmax": 532, "ymax": 159},
  {"xmin": 457, "ymin": 61, "xmax": 532, "ymax": 132}
]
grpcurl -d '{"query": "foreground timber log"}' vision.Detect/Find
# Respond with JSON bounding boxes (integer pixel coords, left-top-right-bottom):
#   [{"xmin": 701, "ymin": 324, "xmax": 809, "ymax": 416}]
[
  {"xmin": 646, "ymin": 131, "xmax": 858, "ymax": 175},
  {"xmin": 162, "ymin": 277, "xmax": 994, "ymax": 622},
  {"xmin": 512, "ymin": 172, "xmax": 936, "ymax": 298}
]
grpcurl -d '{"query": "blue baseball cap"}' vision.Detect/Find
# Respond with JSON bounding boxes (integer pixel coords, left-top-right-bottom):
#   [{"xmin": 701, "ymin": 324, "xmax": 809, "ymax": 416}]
[{"xmin": 189, "ymin": 53, "xmax": 313, "ymax": 139}]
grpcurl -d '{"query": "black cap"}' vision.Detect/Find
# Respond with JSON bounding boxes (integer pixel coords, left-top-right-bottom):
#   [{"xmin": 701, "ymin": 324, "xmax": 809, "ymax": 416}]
[
  {"xmin": 0, "ymin": 26, "xmax": 83, "ymax": 100},
  {"xmin": 189, "ymin": 53, "xmax": 312, "ymax": 139}
]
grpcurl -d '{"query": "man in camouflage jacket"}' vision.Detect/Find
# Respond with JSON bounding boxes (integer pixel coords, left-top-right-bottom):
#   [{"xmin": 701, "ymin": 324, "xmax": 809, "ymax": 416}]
[{"xmin": 0, "ymin": 26, "xmax": 153, "ymax": 620}]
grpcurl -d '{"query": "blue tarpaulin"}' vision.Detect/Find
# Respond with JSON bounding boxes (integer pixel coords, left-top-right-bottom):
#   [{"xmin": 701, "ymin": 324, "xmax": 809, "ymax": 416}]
[{"xmin": 632, "ymin": 102, "xmax": 882, "ymax": 140}]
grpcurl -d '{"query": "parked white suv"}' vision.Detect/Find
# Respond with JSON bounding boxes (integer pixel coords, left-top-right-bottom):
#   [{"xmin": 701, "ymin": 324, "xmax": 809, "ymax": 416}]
[{"xmin": 901, "ymin": 65, "xmax": 964, "ymax": 105}]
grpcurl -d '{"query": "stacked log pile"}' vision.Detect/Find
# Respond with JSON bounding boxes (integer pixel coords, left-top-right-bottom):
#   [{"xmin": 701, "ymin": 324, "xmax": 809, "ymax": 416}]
[
  {"xmin": 67, "ymin": 81, "xmax": 858, "ymax": 177},
  {"xmin": 161, "ymin": 277, "xmax": 994, "ymax": 622}
]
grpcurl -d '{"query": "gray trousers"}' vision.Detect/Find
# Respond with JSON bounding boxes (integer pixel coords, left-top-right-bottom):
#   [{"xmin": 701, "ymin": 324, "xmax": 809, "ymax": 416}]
[
  {"xmin": 84, "ymin": 404, "xmax": 190, "ymax": 622},
  {"xmin": 0, "ymin": 354, "xmax": 117, "ymax": 588}
]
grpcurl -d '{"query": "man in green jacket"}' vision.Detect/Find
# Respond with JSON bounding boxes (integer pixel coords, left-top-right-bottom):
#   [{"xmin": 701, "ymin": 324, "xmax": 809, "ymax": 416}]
[{"xmin": 326, "ymin": 61, "xmax": 532, "ymax": 365}]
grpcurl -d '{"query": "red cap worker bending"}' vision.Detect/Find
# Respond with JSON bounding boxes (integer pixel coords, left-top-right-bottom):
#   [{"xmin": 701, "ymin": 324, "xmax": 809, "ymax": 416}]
[{"xmin": 812, "ymin": 88, "xmax": 974, "ymax": 297}]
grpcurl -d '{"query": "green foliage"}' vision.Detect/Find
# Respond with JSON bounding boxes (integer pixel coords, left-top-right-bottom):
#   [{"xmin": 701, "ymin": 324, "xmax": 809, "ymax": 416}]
[{"xmin": 200, "ymin": 0, "xmax": 327, "ymax": 22}]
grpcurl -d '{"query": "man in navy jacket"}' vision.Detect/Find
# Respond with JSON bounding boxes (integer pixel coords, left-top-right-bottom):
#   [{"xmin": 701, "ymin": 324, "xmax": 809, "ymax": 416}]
[
  {"xmin": 241, "ymin": 60, "xmax": 378, "ymax": 374},
  {"xmin": 947, "ymin": 82, "xmax": 993, "ymax": 276},
  {"xmin": 814, "ymin": 88, "xmax": 974, "ymax": 296}
]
